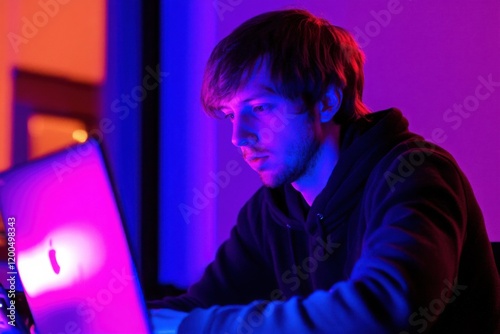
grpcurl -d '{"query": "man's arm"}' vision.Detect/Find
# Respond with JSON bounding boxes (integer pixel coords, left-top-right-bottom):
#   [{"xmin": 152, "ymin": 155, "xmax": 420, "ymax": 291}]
[
  {"xmin": 174, "ymin": 148, "xmax": 499, "ymax": 333},
  {"xmin": 150, "ymin": 189, "xmax": 278, "ymax": 312}
]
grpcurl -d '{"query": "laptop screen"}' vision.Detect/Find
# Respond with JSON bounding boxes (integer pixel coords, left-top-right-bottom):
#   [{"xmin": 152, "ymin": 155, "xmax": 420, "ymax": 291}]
[{"xmin": 0, "ymin": 139, "xmax": 151, "ymax": 334}]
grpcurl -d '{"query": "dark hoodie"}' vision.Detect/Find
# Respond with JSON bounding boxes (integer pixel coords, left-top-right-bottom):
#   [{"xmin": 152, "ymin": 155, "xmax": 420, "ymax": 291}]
[{"xmin": 153, "ymin": 109, "xmax": 500, "ymax": 333}]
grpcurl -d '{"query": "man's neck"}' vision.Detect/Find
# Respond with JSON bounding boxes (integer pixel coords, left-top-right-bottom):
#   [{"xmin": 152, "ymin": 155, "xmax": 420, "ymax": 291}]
[{"xmin": 291, "ymin": 127, "xmax": 340, "ymax": 206}]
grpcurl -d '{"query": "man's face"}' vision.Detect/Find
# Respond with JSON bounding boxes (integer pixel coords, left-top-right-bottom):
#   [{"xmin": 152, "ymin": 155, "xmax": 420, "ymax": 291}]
[{"xmin": 217, "ymin": 62, "xmax": 321, "ymax": 188}]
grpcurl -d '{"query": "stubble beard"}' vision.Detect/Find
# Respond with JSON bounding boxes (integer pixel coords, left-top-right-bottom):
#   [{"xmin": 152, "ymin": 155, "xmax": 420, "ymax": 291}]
[{"xmin": 260, "ymin": 123, "xmax": 321, "ymax": 188}]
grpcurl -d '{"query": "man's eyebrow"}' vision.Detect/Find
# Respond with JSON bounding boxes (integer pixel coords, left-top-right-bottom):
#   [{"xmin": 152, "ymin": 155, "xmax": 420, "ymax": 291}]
[
  {"xmin": 217, "ymin": 84, "xmax": 279, "ymax": 111},
  {"xmin": 241, "ymin": 84, "xmax": 279, "ymax": 103}
]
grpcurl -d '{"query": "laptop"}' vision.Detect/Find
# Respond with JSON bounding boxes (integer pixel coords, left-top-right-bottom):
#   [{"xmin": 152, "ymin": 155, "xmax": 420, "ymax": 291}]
[{"xmin": 0, "ymin": 138, "xmax": 171, "ymax": 334}]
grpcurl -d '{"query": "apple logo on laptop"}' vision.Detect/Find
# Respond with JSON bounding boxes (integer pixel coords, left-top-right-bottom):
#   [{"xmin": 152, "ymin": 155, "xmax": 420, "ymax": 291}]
[{"xmin": 48, "ymin": 239, "xmax": 61, "ymax": 274}]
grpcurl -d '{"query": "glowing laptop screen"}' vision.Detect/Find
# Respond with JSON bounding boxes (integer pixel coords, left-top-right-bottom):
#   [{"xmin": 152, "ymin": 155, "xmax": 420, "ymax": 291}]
[{"xmin": 0, "ymin": 139, "xmax": 151, "ymax": 334}]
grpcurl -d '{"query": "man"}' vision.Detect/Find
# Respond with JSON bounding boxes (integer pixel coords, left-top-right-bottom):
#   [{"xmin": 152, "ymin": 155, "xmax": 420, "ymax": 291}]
[{"xmin": 150, "ymin": 9, "xmax": 500, "ymax": 333}]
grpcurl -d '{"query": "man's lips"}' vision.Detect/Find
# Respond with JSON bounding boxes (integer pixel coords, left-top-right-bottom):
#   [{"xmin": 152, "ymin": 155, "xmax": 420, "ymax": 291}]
[
  {"xmin": 242, "ymin": 149, "xmax": 267, "ymax": 160},
  {"xmin": 243, "ymin": 152, "xmax": 269, "ymax": 168},
  {"xmin": 246, "ymin": 155, "xmax": 268, "ymax": 161}
]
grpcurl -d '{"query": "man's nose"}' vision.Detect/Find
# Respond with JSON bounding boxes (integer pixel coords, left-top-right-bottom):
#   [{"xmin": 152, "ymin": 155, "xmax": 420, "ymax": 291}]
[{"xmin": 231, "ymin": 112, "xmax": 258, "ymax": 147}]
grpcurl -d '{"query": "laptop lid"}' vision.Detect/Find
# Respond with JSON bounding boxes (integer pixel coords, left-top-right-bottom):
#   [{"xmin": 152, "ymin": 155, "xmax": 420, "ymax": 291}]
[{"xmin": 0, "ymin": 138, "xmax": 151, "ymax": 334}]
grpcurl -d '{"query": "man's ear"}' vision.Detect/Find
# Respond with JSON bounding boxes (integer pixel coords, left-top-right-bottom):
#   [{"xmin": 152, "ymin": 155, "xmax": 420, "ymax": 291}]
[{"xmin": 318, "ymin": 85, "xmax": 342, "ymax": 123}]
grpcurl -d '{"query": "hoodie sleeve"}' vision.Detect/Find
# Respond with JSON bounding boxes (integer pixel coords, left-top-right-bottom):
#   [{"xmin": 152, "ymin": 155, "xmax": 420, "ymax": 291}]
[
  {"xmin": 176, "ymin": 147, "xmax": 472, "ymax": 333},
  {"xmin": 150, "ymin": 189, "xmax": 279, "ymax": 312}
]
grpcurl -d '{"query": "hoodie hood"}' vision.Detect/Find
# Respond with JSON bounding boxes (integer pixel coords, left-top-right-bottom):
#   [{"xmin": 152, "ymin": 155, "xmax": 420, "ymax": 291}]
[{"xmin": 265, "ymin": 108, "xmax": 420, "ymax": 237}]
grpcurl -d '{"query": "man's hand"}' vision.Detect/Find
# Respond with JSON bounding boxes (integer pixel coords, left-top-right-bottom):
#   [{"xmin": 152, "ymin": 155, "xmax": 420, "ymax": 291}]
[{"xmin": 149, "ymin": 308, "xmax": 189, "ymax": 334}]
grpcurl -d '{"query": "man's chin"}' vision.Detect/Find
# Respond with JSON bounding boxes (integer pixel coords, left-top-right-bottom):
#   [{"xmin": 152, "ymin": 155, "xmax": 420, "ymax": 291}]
[
  {"xmin": 262, "ymin": 181, "xmax": 281, "ymax": 189},
  {"xmin": 258, "ymin": 171, "xmax": 288, "ymax": 188}
]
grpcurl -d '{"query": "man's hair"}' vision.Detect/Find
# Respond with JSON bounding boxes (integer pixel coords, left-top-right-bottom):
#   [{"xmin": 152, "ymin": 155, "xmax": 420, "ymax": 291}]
[{"xmin": 201, "ymin": 9, "xmax": 370, "ymax": 124}]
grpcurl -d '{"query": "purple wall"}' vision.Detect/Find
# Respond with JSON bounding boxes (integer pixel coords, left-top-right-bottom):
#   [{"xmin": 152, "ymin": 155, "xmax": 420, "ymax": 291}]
[
  {"xmin": 214, "ymin": 0, "xmax": 500, "ymax": 245},
  {"xmin": 160, "ymin": 0, "xmax": 500, "ymax": 287}
]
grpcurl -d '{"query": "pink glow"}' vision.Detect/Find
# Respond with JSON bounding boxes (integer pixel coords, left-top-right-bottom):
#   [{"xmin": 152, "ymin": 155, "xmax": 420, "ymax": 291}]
[
  {"xmin": 17, "ymin": 224, "xmax": 104, "ymax": 298},
  {"xmin": 0, "ymin": 139, "xmax": 150, "ymax": 333}
]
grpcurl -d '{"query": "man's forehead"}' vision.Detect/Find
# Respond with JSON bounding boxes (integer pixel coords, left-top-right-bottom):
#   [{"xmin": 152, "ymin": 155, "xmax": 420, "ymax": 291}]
[{"xmin": 218, "ymin": 70, "xmax": 279, "ymax": 108}]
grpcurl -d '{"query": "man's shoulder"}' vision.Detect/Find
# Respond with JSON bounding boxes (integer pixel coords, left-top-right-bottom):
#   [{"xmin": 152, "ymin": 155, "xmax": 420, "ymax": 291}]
[
  {"xmin": 368, "ymin": 136, "xmax": 467, "ymax": 195},
  {"xmin": 237, "ymin": 185, "xmax": 290, "ymax": 229},
  {"xmin": 242, "ymin": 183, "xmax": 290, "ymax": 208},
  {"xmin": 232, "ymin": 185, "xmax": 290, "ymax": 249},
  {"xmin": 236, "ymin": 186, "xmax": 269, "ymax": 223},
  {"xmin": 242, "ymin": 185, "xmax": 271, "ymax": 207}
]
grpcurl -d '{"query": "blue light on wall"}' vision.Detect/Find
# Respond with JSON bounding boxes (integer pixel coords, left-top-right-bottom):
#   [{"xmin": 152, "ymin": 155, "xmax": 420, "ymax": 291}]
[
  {"xmin": 104, "ymin": 0, "xmax": 142, "ymax": 268},
  {"xmin": 159, "ymin": 0, "xmax": 218, "ymax": 287}
]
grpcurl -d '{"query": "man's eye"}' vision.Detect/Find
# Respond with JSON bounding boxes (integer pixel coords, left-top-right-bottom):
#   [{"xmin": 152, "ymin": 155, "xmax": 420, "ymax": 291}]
[
  {"xmin": 215, "ymin": 109, "xmax": 234, "ymax": 121},
  {"xmin": 253, "ymin": 105, "xmax": 270, "ymax": 112}
]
